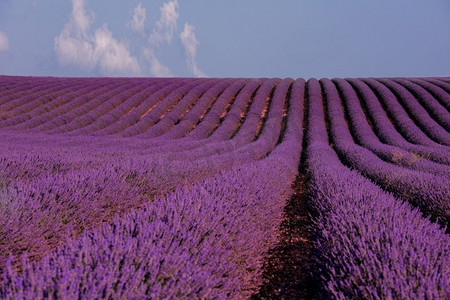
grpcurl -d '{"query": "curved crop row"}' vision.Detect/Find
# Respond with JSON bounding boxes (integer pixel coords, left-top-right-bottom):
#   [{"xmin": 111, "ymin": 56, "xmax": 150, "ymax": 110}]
[
  {"xmin": 0, "ymin": 75, "xmax": 448, "ymax": 299},
  {"xmin": 305, "ymin": 78, "xmax": 449, "ymax": 299},
  {"xmin": 0, "ymin": 77, "xmax": 304, "ymax": 299},
  {"xmin": 93, "ymin": 79, "xmax": 190, "ymax": 136},
  {"xmin": 322, "ymin": 79, "xmax": 450, "ymax": 226},
  {"xmin": 333, "ymin": 78, "xmax": 449, "ymax": 177},
  {"xmin": 393, "ymin": 78, "xmax": 450, "ymax": 130},
  {"xmin": 378, "ymin": 78, "xmax": 450, "ymax": 145},
  {"xmin": 0, "ymin": 77, "xmax": 292, "ymax": 273},
  {"xmin": 348, "ymin": 78, "xmax": 450, "ymax": 164}
]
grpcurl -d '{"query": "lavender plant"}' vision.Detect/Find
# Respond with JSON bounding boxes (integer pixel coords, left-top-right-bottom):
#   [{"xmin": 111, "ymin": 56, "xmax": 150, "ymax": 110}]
[{"xmin": 0, "ymin": 75, "xmax": 448, "ymax": 299}]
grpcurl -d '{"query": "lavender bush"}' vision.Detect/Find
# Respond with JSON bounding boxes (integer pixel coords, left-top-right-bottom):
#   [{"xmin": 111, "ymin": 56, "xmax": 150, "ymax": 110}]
[{"xmin": 0, "ymin": 75, "xmax": 448, "ymax": 299}]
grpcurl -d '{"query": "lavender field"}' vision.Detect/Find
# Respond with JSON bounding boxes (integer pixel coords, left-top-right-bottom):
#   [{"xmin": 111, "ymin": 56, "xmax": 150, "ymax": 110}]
[{"xmin": 0, "ymin": 75, "xmax": 449, "ymax": 299}]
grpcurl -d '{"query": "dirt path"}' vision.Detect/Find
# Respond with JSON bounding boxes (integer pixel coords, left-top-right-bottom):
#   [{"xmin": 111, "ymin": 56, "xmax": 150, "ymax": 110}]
[{"xmin": 251, "ymin": 173, "xmax": 318, "ymax": 299}]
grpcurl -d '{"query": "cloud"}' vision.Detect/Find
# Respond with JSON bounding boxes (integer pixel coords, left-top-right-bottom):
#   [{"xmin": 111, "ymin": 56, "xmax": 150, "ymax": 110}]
[
  {"xmin": 141, "ymin": 0, "xmax": 179, "ymax": 77},
  {"xmin": 94, "ymin": 25, "xmax": 141, "ymax": 75},
  {"xmin": 70, "ymin": 0, "xmax": 92, "ymax": 36},
  {"xmin": 0, "ymin": 31, "xmax": 9, "ymax": 52},
  {"xmin": 54, "ymin": 0, "xmax": 205, "ymax": 78},
  {"xmin": 180, "ymin": 23, "xmax": 205, "ymax": 77},
  {"xmin": 149, "ymin": 0, "xmax": 179, "ymax": 45},
  {"xmin": 129, "ymin": 3, "xmax": 146, "ymax": 35},
  {"xmin": 143, "ymin": 48, "xmax": 172, "ymax": 77},
  {"xmin": 54, "ymin": 0, "xmax": 140, "ymax": 76}
]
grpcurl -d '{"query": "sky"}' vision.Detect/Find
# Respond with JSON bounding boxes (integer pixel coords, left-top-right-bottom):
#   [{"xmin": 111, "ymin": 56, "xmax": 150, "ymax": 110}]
[{"xmin": 0, "ymin": 0, "xmax": 449, "ymax": 79}]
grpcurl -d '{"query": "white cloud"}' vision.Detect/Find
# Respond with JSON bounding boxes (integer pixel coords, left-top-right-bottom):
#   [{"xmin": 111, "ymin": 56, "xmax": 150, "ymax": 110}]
[
  {"xmin": 55, "ymin": 30, "xmax": 95, "ymax": 71},
  {"xmin": 149, "ymin": 0, "xmax": 179, "ymax": 45},
  {"xmin": 94, "ymin": 25, "xmax": 140, "ymax": 75},
  {"xmin": 54, "ymin": 0, "xmax": 204, "ymax": 78},
  {"xmin": 180, "ymin": 23, "xmax": 205, "ymax": 77},
  {"xmin": 129, "ymin": 3, "xmax": 146, "ymax": 35},
  {"xmin": 141, "ymin": 0, "xmax": 179, "ymax": 77},
  {"xmin": 0, "ymin": 31, "xmax": 9, "ymax": 52},
  {"xmin": 143, "ymin": 48, "xmax": 172, "ymax": 77},
  {"xmin": 54, "ymin": 0, "xmax": 140, "ymax": 76},
  {"xmin": 70, "ymin": 0, "xmax": 92, "ymax": 36}
]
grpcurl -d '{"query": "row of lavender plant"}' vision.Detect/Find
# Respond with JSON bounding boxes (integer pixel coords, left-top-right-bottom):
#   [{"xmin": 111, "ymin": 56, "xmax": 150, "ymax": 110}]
[
  {"xmin": 0, "ymin": 79, "xmax": 304, "ymax": 299},
  {"xmin": 0, "ymin": 80, "xmax": 103, "ymax": 128},
  {"xmin": 0, "ymin": 80, "xmax": 284, "ymax": 180},
  {"xmin": 0, "ymin": 77, "xmax": 74, "ymax": 107},
  {"xmin": 185, "ymin": 79, "xmax": 249, "ymax": 140},
  {"xmin": 0, "ymin": 78, "xmax": 290, "ymax": 186},
  {"xmin": 347, "ymin": 78, "xmax": 450, "ymax": 164},
  {"xmin": 131, "ymin": 79, "xmax": 221, "ymax": 139},
  {"xmin": 408, "ymin": 78, "xmax": 450, "ymax": 112},
  {"xmin": 124, "ymin": 77, "xmax": 250, "ymax": 152},
  {"xmin": 87, "ymin": 78, "xmax": 271, "ymax": 162},
  {"xmin": 392, "ymin": 78, "xmax": 450, "ymax": 130},
  {"xmin": 78, "ymin": 78, "xmax": 254, "ymax": 157},
  {"xmin": 101, "ymin": 79, "xmax": 212, "ymax": 137},
  {"xmin": 0, "ymin": 78, "xmax": 293, "ymax": 272},
  {"xmin": 161, "ymin": 78, "xmax": 293, "ymax": 170},
  {"xmin": 71, "ymin": 78, "xmax": 194, "ymax": 135},
  {"xmin": 50, "ymin": 85, "xmax": 158, "ymax": 134},
  {"xmin": 0, "ymin": 80, "xmax": 78, "ymax": 121},
  {"xmin": 0, "ymin": 81, "xmax": 88, "ymax": 125},
  {"xmin": 111, "ymin": 76, "xmax": 445, "ymax": 164},
  {"xmin": 424, "ymin": 78, "xmax": 450, "ymax": 94},
  {"xmin": 143, "ymin": 78, "xmax": 280, "ymax": 162},
  {"xmin": 0, "ymin": 75, "xmax": 448, "ymax": 298},
  {"xmin": 377, "ymin": 78, "xmax": 450, "ymax": 145},
  {"xmin": 10, "ymin": 80, "xmax": 143, "ymax": 131},
  {"xmin": 134, "ymin": 79, "xmax": 266, "ymax": 157},
  {"xmin": 1, "ymin": 75, "xmax": 445, "ymax": 172},
  {"xmin": 361, "ymin": 78, "xmax": 448, "ymax": 148},
  {"xmin": 0, "ymin": 132, "xmax": 267, "ymax": 269},
  {"xmin": 43, "ymin": 81, "xmax": 152, "ymax": 134},
  {"xmin": 333, "ymin": 78, "xmax": 450, "ymax": 178},
  {"xmin": 1, "ymin": 77, "xmax": 255, "ymax": 160},
  {"xmin": 0, "ymin": 78, "xmax": 264, "ymax": 173},
  {"xmin": 0, "ymin": 76, "xmax": 37, "ymax": 98},
  {"xmin": 305, "ymin": 78, "xmax": 449, "ymax": 299},
  {"xmin": 91, "ymin": 79, "xmax": 193, "ymax": 136},
  {"xmin": 0, "ymin": 78, "xmax": 266, "ymax": 174},
  {"xmin": 3, "ymin": 78, "xmax": 171, "ymax": 132},
  {"xmin": 160, "ymin": 79, "xmax": 236, "ymax": 139},
  {"xmin": 321, "ymin": 78, "xmax": 450, "ymax": 227},
  {"xmin": 0, "ymin": 77, "xmax": 121, "ymax": 112}
]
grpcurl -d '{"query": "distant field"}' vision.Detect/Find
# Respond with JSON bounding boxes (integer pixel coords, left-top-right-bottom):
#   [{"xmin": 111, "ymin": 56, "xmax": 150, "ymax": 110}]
[{"xmin": 0, "ymin": 76, "xmax": 448, "ymax": 299}]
